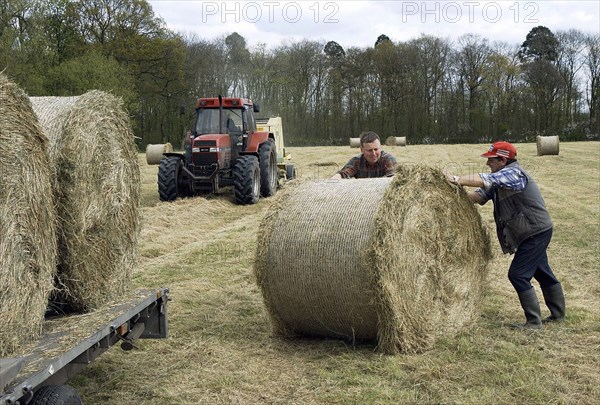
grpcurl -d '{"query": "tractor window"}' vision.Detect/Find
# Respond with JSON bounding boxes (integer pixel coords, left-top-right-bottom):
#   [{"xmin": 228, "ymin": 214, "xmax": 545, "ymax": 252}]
[
  {"xmin": 195, "ymin": 109, "xmax": 219, "ymax": 134},
  {"xmin": 227, "ymin": 109, "xmax": 243, "ymax": 134},
  {"xmin": 195, "ymin": 108, "xmax": 243, "ymax": 135},
  {"xmin": 244, "ymin": 106, "xmax": 256, "ymax": 133}
]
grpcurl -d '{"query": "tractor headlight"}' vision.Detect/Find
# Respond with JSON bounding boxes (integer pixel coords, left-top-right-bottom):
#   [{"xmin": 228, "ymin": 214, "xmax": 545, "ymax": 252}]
[
  {"xmin": 209, "ymin": 147, "xmax": 218, "ymax": 152},
  {"xmin": 192, "ymin": 147, "xmax": 200, "ymax": 153}
]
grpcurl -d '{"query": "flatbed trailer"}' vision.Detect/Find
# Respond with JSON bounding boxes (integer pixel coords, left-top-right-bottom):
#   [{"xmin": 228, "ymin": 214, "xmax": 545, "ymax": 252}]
[{"xmin": 0, "ymin": 288, "xmax": 169, "ymax": 404}]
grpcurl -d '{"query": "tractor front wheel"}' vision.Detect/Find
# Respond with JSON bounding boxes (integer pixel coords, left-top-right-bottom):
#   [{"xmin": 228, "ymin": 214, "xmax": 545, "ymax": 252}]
[
  {"xmin": 158, "ymin": 157, "xmax": 188, "ymax": 201},
  {"xmin": 234, "ymin": 155, "xmax": 260, "ymax": 205},
  {"xmin": 259, "ymin": 140, "xmax": 278, "ymax": 197}
]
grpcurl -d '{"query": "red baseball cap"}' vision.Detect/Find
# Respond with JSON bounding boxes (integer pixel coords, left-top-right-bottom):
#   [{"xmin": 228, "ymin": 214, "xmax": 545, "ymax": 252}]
[{"xmin": 481, "ymin": 141, "xmax": 517, "ymax": 159}]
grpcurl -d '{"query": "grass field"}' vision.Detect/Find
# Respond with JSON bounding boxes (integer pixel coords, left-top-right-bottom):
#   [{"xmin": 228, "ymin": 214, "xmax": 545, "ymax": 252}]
[{"xmin": 72, "ymin": 141, "xmax": 599, "ymax": 404}]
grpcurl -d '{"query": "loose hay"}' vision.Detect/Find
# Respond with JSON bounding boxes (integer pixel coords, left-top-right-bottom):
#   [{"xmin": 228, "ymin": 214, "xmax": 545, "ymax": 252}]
[
  {"xmin": 349, "ymin": 137, "xmax": 360, "ymax": 148},
  {"xmin": 0, "ymin": 74, "xmax": 57, "ymax": 356},
  {"xmin": 30, "ymin": 91, "xmax": 141, "ymax": 312},
  {"xmin": 255, "ymin": 165, "xmax": 492, "ymax": 354},
  {"xmin": 536, "ymin": 135, "xmax": 560, "ymax": 156},
  {"xmin": 146, "ymin": 143, "xmax": 173, "ymax": 165},
  {"xmin": 385, "ymin": 136, "xmax": 406, "ymax": 146}
]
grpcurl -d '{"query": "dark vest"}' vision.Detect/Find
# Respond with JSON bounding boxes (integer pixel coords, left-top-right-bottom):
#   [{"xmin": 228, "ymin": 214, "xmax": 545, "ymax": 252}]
[{"xmin": 492, "ymin": 162, "xmax": 553, "ymax": 253}]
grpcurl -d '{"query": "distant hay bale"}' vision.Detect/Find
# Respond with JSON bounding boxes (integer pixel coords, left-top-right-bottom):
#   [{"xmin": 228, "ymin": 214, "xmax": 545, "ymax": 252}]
[
  {"xmin": 0, "ymin": 74, "xmax": 57, "ymax": 356},
  {"xmin": 146, "ymin": 143, "xmax": 173, "ymax": 165},
  {"xmin": 30, "ymin": 91, "xmax": 140, "ymax": 312},
  {"xmin": 349, "ymin": 137, "xmax": 360, "ymax": 148},
  {"xmin": 385, "ymin": 136, "xmax": 406, "ymax": 146},
  {"xmin": 536, "ymin": 135, "xmax": 560, "ymax": 156},
  {"xmin": 255, "ymin": 165, "xmax": 492, "ymax": 354}
]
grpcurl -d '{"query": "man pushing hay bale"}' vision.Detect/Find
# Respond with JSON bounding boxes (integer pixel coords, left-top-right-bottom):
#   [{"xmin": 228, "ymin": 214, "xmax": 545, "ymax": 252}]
[
  {"xmin": 255, "ymin": 165, "xmax": 492, "ymax": 354},
  {"xmin": 30, "ymin": 91, "xmax": 141, "ymax": 312},
  {"xmin": 0, "ymin": 74, "xmax": 57, "ymax": 356}
]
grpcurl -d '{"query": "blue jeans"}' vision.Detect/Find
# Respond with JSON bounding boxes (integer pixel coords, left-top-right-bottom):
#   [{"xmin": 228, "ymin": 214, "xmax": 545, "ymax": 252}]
[{"xmin": 508, "ymin": 228, "xmax": 560, "ymax": 292}]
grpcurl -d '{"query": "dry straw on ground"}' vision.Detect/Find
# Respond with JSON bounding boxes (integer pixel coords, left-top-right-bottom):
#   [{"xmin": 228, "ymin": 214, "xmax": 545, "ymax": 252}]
[
  {"xmin": 30, "ymin": 91, "xmax": 141, "ymax": 312},
  {"xmin": 146, "ymin": 143, "xmax": 173, "ymax": 165},
  {"xmin": 385, "ymin": 136, "xmax": 406, "ymax": 146},
  {"xmin": 0, "ymin": 74, "xmax": 57, "ymax": 356},
  {"xmin": 536, "ymin": 135, "xmax": 560, "ymax": 156},
  {"xmin": 255, "ymin": 165, "xmax": 492, "ymax": 353}
]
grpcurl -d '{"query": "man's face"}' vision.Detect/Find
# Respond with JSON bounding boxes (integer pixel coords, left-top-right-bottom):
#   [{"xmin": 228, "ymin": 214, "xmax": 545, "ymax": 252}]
[
  {"xmin": 486, "ymin": 157, "xmax": 506, "ymax": 173},
  {"xmin": 360, "ymin": 140, "xmax": 382, "ymax": 165}
]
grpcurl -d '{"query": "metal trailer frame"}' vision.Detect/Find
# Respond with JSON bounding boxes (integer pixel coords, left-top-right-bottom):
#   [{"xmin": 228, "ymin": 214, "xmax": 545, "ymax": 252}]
[{"xmin": 0, "ymin": 288, "xmax": 169, "ymax": 404}]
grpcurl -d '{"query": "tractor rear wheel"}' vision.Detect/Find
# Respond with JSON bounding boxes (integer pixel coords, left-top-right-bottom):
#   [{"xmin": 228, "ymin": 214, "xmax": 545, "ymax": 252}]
[
  {"xmin": 158, "ymin": 157, "xmax": 188, "ymax": 201},
  {"xmin": 234, "ymin": 155, "xmax": 260, "ymax": 205},
  {"xmin": 259, "ymin": 140, "xmax": 278, "ymax": 197}
]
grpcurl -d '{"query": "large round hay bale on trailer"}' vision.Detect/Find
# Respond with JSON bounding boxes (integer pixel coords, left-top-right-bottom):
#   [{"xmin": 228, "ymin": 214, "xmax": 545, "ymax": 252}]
[
  {"xmin": 536, "ymin": 135, "xmax": 560, "ymax": 156},
  {"xmin": 146, "ymin": 143, "xmax": 173, "ymax": 165},
  {"xmin": 255, "ymin": 165, "xmax": 492, "ymax": 354},
  {"xmin": 30, "ymin": 91, "xmax": 141, "ymax": 312},
  {"xmin": 0, "ymin": 74, "xmax": 57, "ymax": 356}
]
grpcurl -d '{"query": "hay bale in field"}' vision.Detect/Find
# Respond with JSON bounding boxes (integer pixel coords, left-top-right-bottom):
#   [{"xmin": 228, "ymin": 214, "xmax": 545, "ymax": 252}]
[
  {"xmin": 536, "ymin": 135, "xmax": 560, "ymax": 156},
  {"xmin": 30, "ymin": 91, "xmax": 140, "ymax": 312},
  {"xmin": 349, "ymin": 137, "xmax": 360, "ymax": 148},
  {"xmin": 385, "ymin": 136, "xmax": 406, "ymax": 146},
  {"xmin": 146, "ymin": 143, "xmax": 173, "ymax": 165},
  {"xmin": 0, "ymin": 74, "xmax": 57, "ymax": 356},
  {"xmin": 255, "ymin": 165, "xmax": 492, "ymax": 354}
]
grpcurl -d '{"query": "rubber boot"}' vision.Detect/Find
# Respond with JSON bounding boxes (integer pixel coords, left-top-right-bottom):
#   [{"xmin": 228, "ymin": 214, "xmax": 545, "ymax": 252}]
[
  {"xmin": 512, "ymin": 287, "xmax": 543, "ymax": 330},
  {"xmin": 541, "ymin": 283, "xmax": 566, "ymax": 323}
]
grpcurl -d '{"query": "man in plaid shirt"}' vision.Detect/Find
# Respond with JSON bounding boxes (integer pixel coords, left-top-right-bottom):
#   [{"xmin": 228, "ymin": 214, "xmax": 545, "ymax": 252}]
[
  {"xmin": 444, "ymin": 141, "xmax": 565, "ymax": 330},
  {"xmin": 331, "ymin": 131, "xmax": 397, "ymax": 179}
]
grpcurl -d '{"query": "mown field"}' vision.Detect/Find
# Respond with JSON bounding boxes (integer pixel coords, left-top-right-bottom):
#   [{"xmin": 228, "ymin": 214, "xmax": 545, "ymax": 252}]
[{"xmin": 72, "ymin": 141, "xmax": 599, "ymax": 404}]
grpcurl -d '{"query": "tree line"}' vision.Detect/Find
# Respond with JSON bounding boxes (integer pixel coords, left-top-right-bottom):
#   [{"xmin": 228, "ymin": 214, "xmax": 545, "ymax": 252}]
[{"xmin": 1, "ymin": 0, "xmax": 598, "ymax": 147}]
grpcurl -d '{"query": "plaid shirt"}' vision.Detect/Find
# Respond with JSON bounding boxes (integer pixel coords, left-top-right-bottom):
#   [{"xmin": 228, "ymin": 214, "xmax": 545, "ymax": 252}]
[
  {"xmin": 338, "ymin": 151, "xmax": 397, "ymax": 179},
  {"xmin": 475, "ymin": 165, "xmax": 528, "ymax": 203}
]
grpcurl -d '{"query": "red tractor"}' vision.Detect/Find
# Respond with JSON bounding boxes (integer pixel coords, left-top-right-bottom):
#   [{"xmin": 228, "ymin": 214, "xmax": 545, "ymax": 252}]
[{"xmin": 158, "ymin": 96, "xmax": 280, "ymax": 204}]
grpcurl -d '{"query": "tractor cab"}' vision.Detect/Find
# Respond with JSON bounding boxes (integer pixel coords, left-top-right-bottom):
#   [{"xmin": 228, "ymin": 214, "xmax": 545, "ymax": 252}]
[{"xmin": 187, "ymin": 97, "xmax": 258, "ymax": 166}]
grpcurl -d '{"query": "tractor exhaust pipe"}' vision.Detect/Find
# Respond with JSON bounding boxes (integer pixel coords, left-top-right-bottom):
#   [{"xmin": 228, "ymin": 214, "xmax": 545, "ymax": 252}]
[{"xmin": 218, "ymin": 95, "xmax": 223, "ymax": 134}]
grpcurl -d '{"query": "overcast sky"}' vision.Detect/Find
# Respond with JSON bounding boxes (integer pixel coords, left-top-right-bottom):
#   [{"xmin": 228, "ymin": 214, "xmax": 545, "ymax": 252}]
[{"xmin": 147, "ymin": 0, "xmax": 600, "ymax": 49}]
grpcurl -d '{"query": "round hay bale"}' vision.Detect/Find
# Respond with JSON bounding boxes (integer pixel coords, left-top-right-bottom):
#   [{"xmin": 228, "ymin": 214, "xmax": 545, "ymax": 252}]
[
  {"xmin": 30, "ymin": 91, "xmax": 141, "ymax": 312},
  {"xmin": 0, "ymin": 74, "xmax": 57, "ymax": 356},
  {"xmin": 536, "ymin": 135, "xmax": 559, "ymax": 156},
  {"xmin": 349, "ymin": 137, "xmax": 360, "ymax": 148},
  {"xmin": 385, "ymin": 136, "xmax": 406, "ymax": 146},
  {"xmin": 255, "ymin": 165, "xmax": 492, "ymax": 354},
  {"xmin": 146, "ymin": 143, "xmax": 173, "ymax": 165}
]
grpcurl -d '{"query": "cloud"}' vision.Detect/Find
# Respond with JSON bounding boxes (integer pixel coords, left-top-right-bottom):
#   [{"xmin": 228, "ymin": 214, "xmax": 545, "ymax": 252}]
[{"xmin": 148, "ymin": 0, "xmax": 600, "ymax": 50}]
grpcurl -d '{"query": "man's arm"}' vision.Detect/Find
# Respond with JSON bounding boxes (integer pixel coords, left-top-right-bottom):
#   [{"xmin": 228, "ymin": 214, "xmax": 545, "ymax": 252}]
[
  {"xmin": 443, "ymin": 169, "xmax": 488, "ymax": 204},
  {"xmin": 468, "ymin": 190, "xmax": 484, "ymax": 204},
  {"xmin": 331, "ymin": 157, "xmax": 359, "ymax": 179},
  {"xmin": 382, "ymin": 153, "xmax": 398, "ymax": 177},
  {"xmin": 452, "ymin": 173, "xmax": 485, "ymax": 188}
]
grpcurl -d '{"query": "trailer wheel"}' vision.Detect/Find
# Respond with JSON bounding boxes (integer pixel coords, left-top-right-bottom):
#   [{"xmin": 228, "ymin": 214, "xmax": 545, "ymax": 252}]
[
  {"xmin": 234, "ymin": 155, "xmax": 260, "ymax": 205},
  {"xmin": 285, "ymin": 164, "xmax": 296, "ymax": 180},
  {"xmin": 158, "ymin": 157, "xmax": 190, "ymax": 201},
  {"xmin": 31, "ymin": 385, "xmax": 82, "ymax": 405},
  {"xmin": 258, "ymin": 140, "xmax": 278, "ymax": 197}
]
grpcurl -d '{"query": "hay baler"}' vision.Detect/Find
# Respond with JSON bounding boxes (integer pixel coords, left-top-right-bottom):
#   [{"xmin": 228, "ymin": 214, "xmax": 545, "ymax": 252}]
[{"xmin": 158, "ymin": 96, "xmax": 294, "ymax": 205}]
